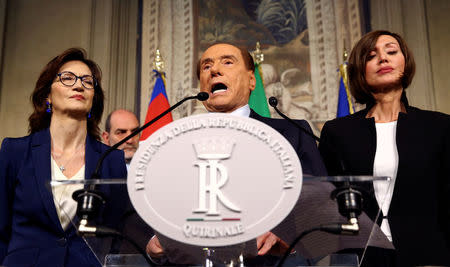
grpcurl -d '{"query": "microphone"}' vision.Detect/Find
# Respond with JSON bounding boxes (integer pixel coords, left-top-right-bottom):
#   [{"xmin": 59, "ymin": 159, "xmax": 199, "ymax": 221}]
[
  {"xmin": 71, "ymin": 92, "xmax": 209, "ymax": 265},
  {"xmin": 269, "ymin": 96, "xmax": 351, "ymax": 174},
  {"xmin": 196, "ymin": 91, "xmax": 209, "ymax": 101},
  {"xmin": 91, "ymin": 92, "xmax": 209, "ymax": 179},
  {"xmin": 268, "ymin": 96, "xmax": 319, "ymax": 142},
  {"xmin": 268, "ymin": 97, "xmax": 361, "ymax": 219},
  {"xmin": 269, "ymin": 96, "xmax": 363, "ymax": 267}
]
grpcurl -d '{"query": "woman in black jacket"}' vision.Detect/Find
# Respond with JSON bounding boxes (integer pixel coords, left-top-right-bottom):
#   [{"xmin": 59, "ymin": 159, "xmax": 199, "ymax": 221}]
[{"xmin": 319, "ymin": 30, "xmax": 450, "ymax": 266}]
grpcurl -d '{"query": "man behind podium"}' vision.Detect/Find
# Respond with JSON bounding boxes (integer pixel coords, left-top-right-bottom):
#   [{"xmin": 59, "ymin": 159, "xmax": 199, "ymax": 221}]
[
  {"xmin": 101, "ymin": 109, "xmax": 156, "ymax": 253},
  {"xmin": 147, "ymin": 43, "xmax": 328, "ymax": 262},
  {"xmin": 102, "ymin": 109, "xmax": 140, "ymax": 170}
]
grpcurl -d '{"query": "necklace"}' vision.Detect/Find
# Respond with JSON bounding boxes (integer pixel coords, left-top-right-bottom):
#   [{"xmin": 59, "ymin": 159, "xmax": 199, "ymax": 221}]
[{"xmin": 51, "ymin": 145, "xmax": 85, "ymax": 173}]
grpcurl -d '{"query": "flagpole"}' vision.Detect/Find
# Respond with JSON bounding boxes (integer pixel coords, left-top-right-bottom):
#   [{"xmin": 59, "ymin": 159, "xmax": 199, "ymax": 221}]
[
  {"xmin": 140, "ymin": 49, "xmax": 174, "ymax": 140},
  {"xmin": 338, "ymin": 49, "xmax": 355, "ymax": 115},
  {"xmin": 249, "ymin": 42, "xmax": 271, "ymax": 117}
]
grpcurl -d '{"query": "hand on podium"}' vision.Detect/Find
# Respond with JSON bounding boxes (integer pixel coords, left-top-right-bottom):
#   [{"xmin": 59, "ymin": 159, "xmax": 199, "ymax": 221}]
[
  {"xmin": 257, "ymin": 232, "xmax": 289, "ymax": 256},
  {"xmin": 146, "ymin": 236, "xmax": 164, "ymax": 258},
  {"xmin": 146, "ymin": 231, "xmax": 289, "ymax": 261}
]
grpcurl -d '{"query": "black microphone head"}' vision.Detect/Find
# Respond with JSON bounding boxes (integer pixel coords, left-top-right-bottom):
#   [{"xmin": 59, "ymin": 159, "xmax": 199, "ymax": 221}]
[
  {"xmin": 268, "ymin": 96, "xmax": 278, "ymax": 107},
  {"xmin": 196, "ymin": 92, "xmax": 209, "ymax": 101}
]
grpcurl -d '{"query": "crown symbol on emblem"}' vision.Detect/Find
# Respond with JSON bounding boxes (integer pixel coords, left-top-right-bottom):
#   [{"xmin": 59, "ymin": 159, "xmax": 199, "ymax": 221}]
[{"xmin": 193, "ymin": 138, "xmax": 235, "ymax": 160}]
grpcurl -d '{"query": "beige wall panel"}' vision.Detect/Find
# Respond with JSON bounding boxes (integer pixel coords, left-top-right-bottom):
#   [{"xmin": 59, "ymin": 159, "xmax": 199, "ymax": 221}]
[
  {"xmin": 0, "ymin": 0, "xmax": 6, "ymax": 82},
  {"xmin": 371, "ymin": 0, "xmax": 449, "ymax": 114},
  {"xmin": 0, "ymin": 0, "xmax": 93, "ymax": 140},
  {"xmin": 401, "ymin": 0, "xmax": 436, "ymax": 110},
  {"xmin": 0, "ymin": 0, "xmax": 139, "ymax": 141},
  {"xmin": 426, "ymin": 0, "xmax": 450, "ymax": 114}
]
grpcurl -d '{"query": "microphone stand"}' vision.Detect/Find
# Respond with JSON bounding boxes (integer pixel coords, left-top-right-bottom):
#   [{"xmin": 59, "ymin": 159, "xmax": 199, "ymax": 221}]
[
  {"xmin": 268, "ymin": 97, "xmax": 320, "ymax": 142},
  {"xmin": 92, "ymin": 92, "xmax": 208, "ymax": 180},
  {"xmin": 269, "ymin": 97, "xmax": 363, "ymax": 267},
  {"xmin": 71, "ymin": 92, "xmax": 209, "ymax": 266}
]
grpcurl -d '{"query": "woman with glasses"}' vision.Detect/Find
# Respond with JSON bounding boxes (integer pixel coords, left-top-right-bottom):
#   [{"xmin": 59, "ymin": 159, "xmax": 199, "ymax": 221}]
[
  {"xmin": 0, "ymin": 48, "xmax": 127, "ymax": 267},
  {"xmin": 319, "ymin": 31, "xmax": 450, "ymax": 266}
]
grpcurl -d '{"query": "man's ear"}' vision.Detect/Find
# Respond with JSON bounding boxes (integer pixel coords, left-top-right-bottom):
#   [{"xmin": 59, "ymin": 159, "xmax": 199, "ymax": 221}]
[
  {"xmin": 101, "ymin": 131, "xmax": 110, "ymax": 145},
  {"xmin": 249, "ymin": 72, "xmax": 256, "ymax": 91}
]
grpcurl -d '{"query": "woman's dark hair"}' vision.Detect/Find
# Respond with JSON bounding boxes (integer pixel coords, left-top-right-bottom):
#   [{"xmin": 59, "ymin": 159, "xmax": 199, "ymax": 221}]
[
  {"xmin": 348, "ymin": 30, "xmax": 415, "ymax": 105},
  {"xmin": 28, "ymin": 48, "xmax": 104, "ymax": 139}
]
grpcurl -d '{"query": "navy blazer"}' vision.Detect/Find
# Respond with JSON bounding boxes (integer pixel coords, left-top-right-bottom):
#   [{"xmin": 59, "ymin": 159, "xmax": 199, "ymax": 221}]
[
  {"xmin": 319, "ymin": 106, "xmax": 450, "ymax": 266},
  {"xmin": 0, "ymin": 129, "xmax": 128, "ymax": 267},
  {"xmin": 250, "ymin": 109, "xmax": 327, "ymax": 176}
]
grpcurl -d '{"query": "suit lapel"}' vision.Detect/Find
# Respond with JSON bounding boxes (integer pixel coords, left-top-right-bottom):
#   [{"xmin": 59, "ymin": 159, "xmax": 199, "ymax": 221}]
[
  {"xmin": 250, "ymin": 108, "xmax": 304, "ymax": 157},
  {"xmin": 356, "ymin": 116, "xmax": 377, "ymax": 175},
  {"xmin": 341, "ymin": 110, "xmax": 376, "ymax": 175},
  {"xmin": 389, "ymin": 109, "xmax": 414, "ymax": 213},
  {"xmin": 32, "ymin": 129, "xmax": 64, "ymax": 232},
  {"xmin": 85, "ymin": 135, "xmax": 100, "ymax": 180},
  {"xmin": 85, "ymin": 135, "xmax": 111, "ymax": 197}
]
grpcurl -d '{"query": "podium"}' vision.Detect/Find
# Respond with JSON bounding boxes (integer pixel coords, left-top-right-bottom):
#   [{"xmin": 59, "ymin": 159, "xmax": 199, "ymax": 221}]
[
  {"xmin": 102, "ymin": 254, "xmax": 359, "ymax": 267},
  {"xmin": 50, "ymin": 175, "xmax": 393, "ymax": 267},
  {"xmin": 49, "ymin": 114, "xmax": 394, "ymax": 266}
]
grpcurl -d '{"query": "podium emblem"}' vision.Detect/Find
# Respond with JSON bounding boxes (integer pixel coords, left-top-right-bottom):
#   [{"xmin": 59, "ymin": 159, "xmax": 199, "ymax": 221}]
[{"xmin": 193, "ymin": 138, "xmax": 241, "ymax": 216}]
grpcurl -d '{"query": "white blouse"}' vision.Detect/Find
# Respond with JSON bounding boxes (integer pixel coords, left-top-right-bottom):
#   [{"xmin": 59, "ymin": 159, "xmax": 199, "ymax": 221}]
[
  {"xmin": 51, "ymin": 157, "xmax": 84, "ymax": 230},
  {"xmin": 373, "ymin": 121, "xmax": 399, "ymax": 242}
]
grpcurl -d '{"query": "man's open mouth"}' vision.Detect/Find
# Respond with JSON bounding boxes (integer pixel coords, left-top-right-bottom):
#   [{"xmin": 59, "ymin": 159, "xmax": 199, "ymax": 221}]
[{"xmin": 211, "ymin": 83, "xmax": 227, "ymax": 94}]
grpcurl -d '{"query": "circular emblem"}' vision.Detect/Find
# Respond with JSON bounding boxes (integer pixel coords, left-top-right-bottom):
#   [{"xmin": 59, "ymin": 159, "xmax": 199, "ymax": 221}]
[{"xmin": 128, "ymin": 113, "xmax": 302, "ymax": 246}]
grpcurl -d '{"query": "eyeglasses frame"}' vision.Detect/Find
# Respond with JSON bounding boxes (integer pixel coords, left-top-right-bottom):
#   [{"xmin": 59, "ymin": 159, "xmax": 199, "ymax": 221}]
[{"xmin": 56, "ymin": 71, "xmax": 97, "ymax": 89}]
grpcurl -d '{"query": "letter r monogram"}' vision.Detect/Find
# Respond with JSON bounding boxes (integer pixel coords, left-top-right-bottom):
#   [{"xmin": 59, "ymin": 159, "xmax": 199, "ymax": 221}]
[{"xmin": 193, "ymin": 159, "xmax": 241, "ymax": 215}]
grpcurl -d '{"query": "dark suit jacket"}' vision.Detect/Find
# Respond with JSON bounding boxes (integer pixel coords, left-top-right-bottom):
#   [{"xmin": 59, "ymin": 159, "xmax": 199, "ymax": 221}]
[
  {"xmin": 319, "ymin": 105, "xmax": 450, "ymax": 266},
  {"xmin": 250, "ymin": 109, "xmax": 327, "ymax": 176},
  {"xmin": 0, "ymin": 129, "xmax": 128, "ymax": 267}
]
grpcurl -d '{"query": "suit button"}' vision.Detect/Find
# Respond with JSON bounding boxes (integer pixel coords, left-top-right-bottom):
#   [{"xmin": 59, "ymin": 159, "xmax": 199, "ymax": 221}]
[{"xmin": 57, "ymin": 237, "xmax": 67, "ymax": 246}]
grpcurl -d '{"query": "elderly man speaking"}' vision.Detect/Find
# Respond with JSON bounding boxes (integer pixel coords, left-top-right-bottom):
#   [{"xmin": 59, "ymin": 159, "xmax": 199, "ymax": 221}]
[
  {"xmin": 146, "ymin": 43, "xmax": 327, "ymax": 264},
  {"xmin": 197, "ymin": 43, "xmax": 326, "ymax": 176}
]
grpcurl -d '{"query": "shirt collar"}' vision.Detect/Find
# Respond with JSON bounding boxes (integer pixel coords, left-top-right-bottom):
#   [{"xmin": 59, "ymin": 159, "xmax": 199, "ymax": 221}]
[
  {"xmin": 208, "ymin": 104, "xmax": 250, "ymax": 117},
  {"xmin": 230, "ymin": 104, "xmax": 250, "ymax": 117}
]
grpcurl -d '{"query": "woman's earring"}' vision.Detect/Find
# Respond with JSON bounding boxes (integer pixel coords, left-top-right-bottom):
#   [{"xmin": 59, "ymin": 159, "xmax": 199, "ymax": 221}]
[
  {"xmin": 88, "ymin": 110, "xmax": 92, "ymax": 119},
  {"xmin": 46, "ymin": 101, "xmax": 52, "ymax": 113}
]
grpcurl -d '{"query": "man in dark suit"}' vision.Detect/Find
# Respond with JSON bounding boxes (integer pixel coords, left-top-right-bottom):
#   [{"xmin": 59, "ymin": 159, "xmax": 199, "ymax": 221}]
[
  {"xmin": 197, "ymin": 43, "xmax": 326, "ymax": 178},
  {"xmin": 147, "ymin": 43, "xmax": 327, "ymax": 261},
  {"xmin": 102, "ymin": 109, "xmax": 140, "ymax": 169},
  {"xmin": 101, "ymin": 109, "xmax": 155, "ymax": 254}
]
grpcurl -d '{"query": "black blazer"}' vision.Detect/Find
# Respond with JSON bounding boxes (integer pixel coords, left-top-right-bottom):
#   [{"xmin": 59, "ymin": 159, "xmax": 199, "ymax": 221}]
[{"xmin": 319, "ymin": 105, "xmax": 450, "ymax": 266}]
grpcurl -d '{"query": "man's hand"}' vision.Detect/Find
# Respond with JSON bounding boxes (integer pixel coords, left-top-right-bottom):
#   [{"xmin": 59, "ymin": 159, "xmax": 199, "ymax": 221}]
[
  {"xmin": 146, "ymin": 235, "xmax": 164, "ymax": 258},
  {"xmin": 256, "ymin": 232, "xmax": 290, "ymax": 256}
]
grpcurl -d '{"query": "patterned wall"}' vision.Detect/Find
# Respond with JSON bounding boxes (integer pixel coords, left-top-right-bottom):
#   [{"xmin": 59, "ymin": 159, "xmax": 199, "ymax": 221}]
[{"xmin": 140, "ymin": 0, "xmax": 363, "ymax": 134}]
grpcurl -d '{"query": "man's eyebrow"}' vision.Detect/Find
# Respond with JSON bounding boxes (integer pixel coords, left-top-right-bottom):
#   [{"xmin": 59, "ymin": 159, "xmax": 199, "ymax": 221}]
[
  {"xmin": 200, "ymin": 55, "xmax": 238, "ymax": 65},
  {"xmin": 219, "ymin": 55, "xmax": 238, "ymax": 61},
  {"xmin": 200, "ymin": 58, "xmax": 214, "ymax": 66}
]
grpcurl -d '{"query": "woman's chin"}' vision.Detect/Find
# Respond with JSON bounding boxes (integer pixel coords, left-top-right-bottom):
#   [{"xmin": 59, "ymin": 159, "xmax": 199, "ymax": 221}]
[
  {"xmin": 370, "ymin": 82, "xmax": 403, "ymax": 94},
  {"xmin": 58, "ymin": 108, "xmax": 91, "ymax": 120}
]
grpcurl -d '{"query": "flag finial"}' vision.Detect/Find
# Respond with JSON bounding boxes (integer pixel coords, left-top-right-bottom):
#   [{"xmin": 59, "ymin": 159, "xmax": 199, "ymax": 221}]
[
  {"xmin": 252, "ymin": 42, "xmax": 264, "ymax": 64},
  {"xmin": 153, "ymin": 49, "xmax": 165, "ymax": 72},
  {"xmin": 343, "ymin": 49, "xmax": 348, "ymax": 62}
]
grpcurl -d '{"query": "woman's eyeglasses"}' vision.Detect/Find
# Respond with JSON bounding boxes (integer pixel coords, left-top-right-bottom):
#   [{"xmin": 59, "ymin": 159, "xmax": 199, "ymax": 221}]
[{"xmin": 56, "ymin": 71, "xmax": 96, "ymax": 89}]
